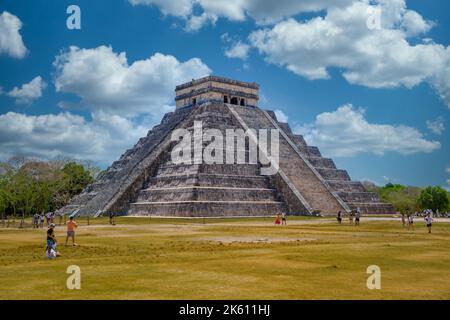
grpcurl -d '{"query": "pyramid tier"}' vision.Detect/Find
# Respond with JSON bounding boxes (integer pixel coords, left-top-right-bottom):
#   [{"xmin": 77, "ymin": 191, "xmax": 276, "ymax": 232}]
[
  {"xmin": 347, "ymin": 203, "xmax": 395, "ymax": 214},
  {"xmin": 337, "ymin": 191, "xmax": 381, "ymax": 203},
  {"xmin": 137, "ymin": 186, "xmax": 278, "ymax": 202},
  {"xmin": 129, "ymin": 201, "xmax": 286, "ymax": 217},
  {"xmin": 156, "ymin": 163, "xmax": 261, "ymax": 177},
  {"xmin": 147, "ymin": 173, "xmax": 272, "ymax": 189}
]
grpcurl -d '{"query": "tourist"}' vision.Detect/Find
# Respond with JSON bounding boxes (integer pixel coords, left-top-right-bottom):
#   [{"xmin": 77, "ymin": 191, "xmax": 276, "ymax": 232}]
[
  {"xmin": 337, "ymin": 211, "xmax": 342, "ymax": 224},
  {"xmin": 274, "ymin": 214, "xmax": 281, "ymax": 226},
  {"xmin": 46, "ymin": 223, "xmax": 61, "ymax": 258},
  {"xmin": 39, "ymin": 212, "xmax": 45, "ymax": 228},
  {"xmin": 33, "ymin": 212, "xmax": 39, "ymax": 229},
  {"xmin": 355, "ymin": 208, "xmax": 361, "ymax": 226},
  {"xmin": 407, "ymin": 215, "xmax": 414, "ymax": 230},
  {"xmin": 65, "ymin": 216, "xmax": 78, "ymax": 246},
  {"xmin": 281, "ymin": 212, "xmax": 287, "ymax": 226},
  {"xmin": 109, "ymin": 212, "xmax": 115, "ymax": 225},
  {"xmin": 349, "ymin": 211, "xmax": 354, "ymax": 225},
  {"xmin": 45, "ymin": 212, "xmax": 51, "ymax": 226},
  {"xmin": 424, "ymin": 213, "xmax": 433, "ymax": 234}
]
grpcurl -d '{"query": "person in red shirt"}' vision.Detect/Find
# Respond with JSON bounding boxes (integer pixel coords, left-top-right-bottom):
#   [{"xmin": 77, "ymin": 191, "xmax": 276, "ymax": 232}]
[
  {"xmin": 65, "ymin": 216, "xmax": 78, "ymax": 246},
  {"xmin": 274, "ymin": 213, "xmax": 281, "ymax": 226}
]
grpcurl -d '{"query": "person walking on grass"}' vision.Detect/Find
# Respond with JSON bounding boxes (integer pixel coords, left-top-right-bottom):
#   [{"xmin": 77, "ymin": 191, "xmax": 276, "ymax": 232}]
[
  {"xmin": 46, "ymin": 223, "xmax": 61, "ymax": 258},
  {"xmin": 407, "ymin": 214, "xmax": 414, "ymax": 231},
  {"xmin": 39, "ymin": 212, "xmax": 45, "ymax": 228},
  {"xmin": 424, "ymin": 213, "xmax": 433, "ymax": 234},
  {"xmin": 274, "ymin": 213, "xmax": 281, "ymax": 226},
  {"xmin": 349, "ymin": 211, "xmax": 354, "ymax": 225},
  {"xmin": 281, "ymin": 212, "xmax": 287, "ymax": 226},
  {"xmin": 65, "ymin": 216, "xmax": 78, "ymax": 246},
  {"xmin": 337, "ymin": 211, "xmax": 342, "ymax": 224},
  {"xmin": 45, "ymin": 212, "xmax": 50, "ymax": 226},
  {"xmin": 355, "ymin": 208, "xmax": 361, "ymax": 226},
  {"xmin": 109, "ymin": 212, "xmax": 115, "ymax": 225},
  {"xmin": 33, "ymin": 212, "xmax": 39, "ymax": 229}
]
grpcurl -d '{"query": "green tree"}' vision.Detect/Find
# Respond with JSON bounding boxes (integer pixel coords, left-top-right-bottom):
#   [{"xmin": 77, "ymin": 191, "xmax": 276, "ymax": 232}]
[
  {"xmin": 372, "ymin": 184, "xmax": 421, "ymax": 213},
  {"xmin": 0, "ymin": 165, "xmax": 19, "ymax": 217},
  {"xmin": 418, "ymin": 186, "xmax": 449, "ymax": 213},
  {"xmin": 61, "ymin": 162, "xmax": 94, "ymax": 197},
  {"xmin": 0, "ymin": 158, "xmax": 97, "ymax": 218},
  {"xmin": 0, "ymin": 174, "xmax": 7, "ymax": 220}
]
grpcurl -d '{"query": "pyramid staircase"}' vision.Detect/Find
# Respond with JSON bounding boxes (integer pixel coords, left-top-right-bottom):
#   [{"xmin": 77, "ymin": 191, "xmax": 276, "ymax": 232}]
[{"xmin": 129, "ymin": 105, "xmax": 287, "ymax": 216}]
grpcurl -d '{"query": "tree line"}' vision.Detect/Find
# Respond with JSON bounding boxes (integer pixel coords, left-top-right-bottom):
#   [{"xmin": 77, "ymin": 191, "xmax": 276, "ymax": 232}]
[
  {"xmin": 365, "ymin": 182, "xmax": 450, "ymax": 214},
  {"xmin": 0, "ymin": 156, "xmax": 100, "ymax": 219}
]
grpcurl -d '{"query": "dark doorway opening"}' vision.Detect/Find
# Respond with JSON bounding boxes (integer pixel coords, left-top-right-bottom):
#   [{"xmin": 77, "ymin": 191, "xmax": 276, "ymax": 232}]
[
  {"xmin": 224, "ymin": 96, "xmax": 229, "ymax": 103},
  {"xmin": 240, "ymin": 99, "xmax": 245, "ymax": 106},
  {"xmin": 230, "ymin": 97, "xmax": 238, "ymax": 105}
]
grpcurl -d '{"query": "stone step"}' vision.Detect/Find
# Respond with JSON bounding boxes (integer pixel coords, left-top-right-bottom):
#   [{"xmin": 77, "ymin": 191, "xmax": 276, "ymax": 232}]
[
  {"xmin": 347, "ymin": 203, "xmax": 395, "ymax": 214},
  {"xmin": 168, "ymin": 145, "xmax": 263, "ymax": 165},
  {"xmin": 292, "ymin": 134, "xmax": 307, "ymax": 147},
  {"xmin": 327, "ymin": 180, "xmax": 367, "ymax": 193},
  {"xmin": 307, "ymin": 157, "xmax": 337, "ymax": 169},
  {"xmin": 278, "ymin": 122, "xmax": 293, "ymax": 134},
  {"xmin": 137, "ymin": 186, "xmax": 278, "ymax": 202},
  {"xmin": 315, "ymin": 168, "xmax": 351, "ymax": 181},
  {"xmin": 147, "ymin": 173, "xmax": 271, "ymax": 189},
  {"xmin": 337, "ymin": 192, "xmax": 381, "ymax": 203},
  {"xmin": 156, "ymin": 163, "xmax": 260, "ymax": 177},
  {"xmin": 298, "ymin": 146, "xmax": 322, "ymax": 157},
  {"xmin": 129, "ymin": 201, "xmax": 286, "ymax": 217}
]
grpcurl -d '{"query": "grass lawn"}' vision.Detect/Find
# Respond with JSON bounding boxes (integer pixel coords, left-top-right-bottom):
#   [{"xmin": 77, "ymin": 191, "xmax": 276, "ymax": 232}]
[{"xmin": 0, "ymin": 216, "xmax": 449, "ymax": 300}]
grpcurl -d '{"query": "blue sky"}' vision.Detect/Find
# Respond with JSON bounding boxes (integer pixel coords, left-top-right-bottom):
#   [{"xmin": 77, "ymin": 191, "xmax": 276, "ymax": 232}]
[{"xmin": 0, "ymin": 0, "xmax": 449, "ymax": 189}]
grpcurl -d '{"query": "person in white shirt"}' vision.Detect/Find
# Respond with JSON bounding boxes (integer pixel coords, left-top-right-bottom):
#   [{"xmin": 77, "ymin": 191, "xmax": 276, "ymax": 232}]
[
  {"xmin": 424, "ymin": 214, "xmax": 433, "ymax": 234},
  {"xmin": 407, "ymin": 215, "xmax": 414, "ymax": 230},
  {"xmin": 355, "ymin": 208, "xmax": 361, "ymax": 226}
]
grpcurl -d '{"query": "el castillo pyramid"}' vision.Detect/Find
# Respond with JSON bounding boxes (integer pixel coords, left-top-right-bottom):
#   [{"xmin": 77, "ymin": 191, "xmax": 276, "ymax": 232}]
[{"xmin": 64, "ymin": 76, "xmax": 394, "ymax": 217}]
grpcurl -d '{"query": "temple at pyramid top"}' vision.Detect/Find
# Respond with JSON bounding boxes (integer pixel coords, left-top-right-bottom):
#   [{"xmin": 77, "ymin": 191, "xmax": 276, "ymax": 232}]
[{"xmin": 175, "ymin": 75, "xmax": 260, "ymax": 108}]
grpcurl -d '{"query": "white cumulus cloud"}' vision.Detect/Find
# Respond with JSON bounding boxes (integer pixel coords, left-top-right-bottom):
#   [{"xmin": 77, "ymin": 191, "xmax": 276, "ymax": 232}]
[
  {"xmin": 249, "ymin": 1, "xmax": 450, "ymax": 108},
  {"xmin": 7, "ymin": 76, "xmax": 47, "ymax": 105},
  {"xmin": 53, "ymin": 46, "xmax": 211, "ymax": 117},
  {"xmin": 0, "ymin": 11, "xmax": 27, "ymax": 59},
  {"xmin": 294, "ymin": 104, "xmax": 441, "ymax": 157},
  {"xmin": 0, "ymin": 46, "xmax": 212, "ymax": 165},
  {"xmin": 0, "ymin": 111, "xmax": 153, "ymax": 166},
  {"xmin": 128, "ymin": 0, "xmax": 194, "ymax": 17},
  {"xmin": 426, "ymin": 117, "xmax": 445, "ymax": 135},
  {"xmin": 128, "ymin": 0, "xmax": 354, "ymax": 30},
  {"xmin": 225, "ymin": 41, "xmax": 251, "ymax": 60}
]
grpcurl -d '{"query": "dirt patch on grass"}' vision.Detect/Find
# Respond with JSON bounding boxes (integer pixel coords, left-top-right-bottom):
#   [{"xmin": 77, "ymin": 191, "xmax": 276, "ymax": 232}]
[{"xmin": 200, "ymin": 236, "xmax": 317, "ymax": 244}]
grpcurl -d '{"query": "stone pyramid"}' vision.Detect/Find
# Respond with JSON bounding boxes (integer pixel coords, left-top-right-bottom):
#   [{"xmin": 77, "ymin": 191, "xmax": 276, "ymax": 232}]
[{"xmin": 64, "ymin": 76, "xmax": 394, "ymax": 217}]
